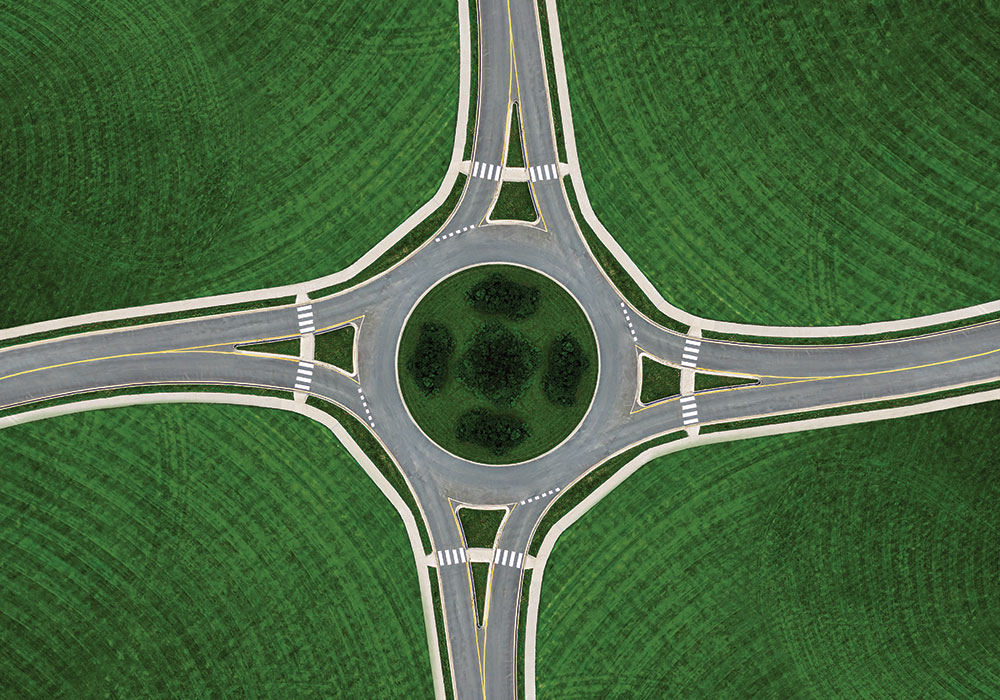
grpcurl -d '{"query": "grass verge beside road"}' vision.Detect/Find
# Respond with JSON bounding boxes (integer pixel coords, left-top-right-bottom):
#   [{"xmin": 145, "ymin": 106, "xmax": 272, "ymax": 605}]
[
  {"xmin": 537, "ymin": 401, "xmax": 1000, "ymax": 698},
  {"xmin": 1, "ymin": 0, "xmax": 458, "ymax": 330},
  {"xmin": 558, "ymin": 1, "xmax": 1000, "ymax": 326},
  {"xmin": 0, "ymin": 404, "xmax": 434, "ymax": 698}
]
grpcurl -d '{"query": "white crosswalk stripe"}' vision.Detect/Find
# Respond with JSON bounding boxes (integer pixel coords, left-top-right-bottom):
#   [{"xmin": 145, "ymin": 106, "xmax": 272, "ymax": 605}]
[
  {"xmin": 679, "ymin": 395, "xmax": 699, "ymax": 425},
  {"xmin": 437, "ymin": 548, "xmax": 468, "ymax": 567},
  {"xmin": 493, "ymin": 548, "xmax": 525, "ymax": 569}
]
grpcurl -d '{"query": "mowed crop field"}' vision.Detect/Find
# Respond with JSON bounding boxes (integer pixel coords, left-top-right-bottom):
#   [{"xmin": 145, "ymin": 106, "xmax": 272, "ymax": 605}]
[
  {"xmin": 536, "ymin": 401, "xmax": 1000, "ymax": 698},
  {"xmin": 559, "ymin": 2, "xmax": 1000, "ymax": 326},
  {"xmin": 0, "ymin": 0, "xmax": 458, "ymax": 330},
  {"xmin": 0, "ymin": 404, "xmax": 433, "ymax": 698}
]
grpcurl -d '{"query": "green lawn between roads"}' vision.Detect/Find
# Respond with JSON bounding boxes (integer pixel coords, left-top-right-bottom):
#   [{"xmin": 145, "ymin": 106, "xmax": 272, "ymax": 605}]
[
  {"xmin": 536, "ymin": 401, "xmax": 1000, "ymax": 698},
  {"xmin": 0, "ymin": 404, "xmax": 434, "ymax": 699},
  {"xmin": 559, "ymin": 1, "xmax": 1000, "ymax": 326},
  {"xmin": 399, "ymin": 265, "xmax": 598, "ymax": 464},
  {"xmin": 0, "ymin": 0, "xmax": 458, "ymax": 330}
]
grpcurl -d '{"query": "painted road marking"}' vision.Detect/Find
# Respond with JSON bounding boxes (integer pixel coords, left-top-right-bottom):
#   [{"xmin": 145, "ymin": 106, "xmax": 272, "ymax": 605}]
[
  {"xmin": 436, "ymin": 548, "xmax": 468, "ymax": 567},
  {"xmin": 297, "ymin": 305, "xmax": 316, "ymax": 335},
  {"xmin": 680, "ymin": 338, "xmax": 702, "ymax": 369},
  {"xmin": 473, "ymin": 161, "xmax": 503, "ymax": 181},
  {"xmin": 487, "ymin": 163, "xmax": 495, "ymax": 180},
  {"xmin": 473, "ymin": 161, "xmax": 481, "ymax": 178},
  {"xmin": 529, "ymin": 166, "xmax": 537, "ymax": 182},
  {"xmin": 293, "ymin": 361, "xmax": 315, "ymax": 393},
  {"xmin": 435, "ymin": 223, "xmax": 476, "ymax": 244},
  {"xmin": 358, "ymin": 386, "xmax": 375, "ymax": 428},
  {"xmin": 520, "ymin": 485, "xmax": 561, "ymax": 505},
  {"xmin": 620, "ymin": 304, "xmax": 637, "ymax": 342},
  {"xmin": 494, "ymin": 549, "xmax": 524, "ymax": 569},
  {"xmin": 680, "ymin": 395, "xmax": 699, "ymax": 425}
]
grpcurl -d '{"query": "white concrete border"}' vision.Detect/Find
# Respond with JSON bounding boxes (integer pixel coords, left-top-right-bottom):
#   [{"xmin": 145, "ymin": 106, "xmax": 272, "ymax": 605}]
[
  {"xmin": 0, "ymin": 392, "xmax": 448, "ymax": 700},
  {"xmin": 523, "ymin": 386, "xmax": 1000, "ymax": 699},
  {"xmin": 544, "ymin": 0, "xmax": 1000, "ymax": 338},
  {"xmin": 0, "ymin": 0, "xmax": 474, "ymax": 347}
]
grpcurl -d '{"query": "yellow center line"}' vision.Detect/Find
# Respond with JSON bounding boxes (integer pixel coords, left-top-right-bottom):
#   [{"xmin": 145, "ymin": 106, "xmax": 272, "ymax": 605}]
[
  {"xmin": 630, "ymin": 345, "xmax": 1000, "ymax": 415},
  {"xmin": 0, "ymin": 315, "xmax": 364, "ymax": 385}
]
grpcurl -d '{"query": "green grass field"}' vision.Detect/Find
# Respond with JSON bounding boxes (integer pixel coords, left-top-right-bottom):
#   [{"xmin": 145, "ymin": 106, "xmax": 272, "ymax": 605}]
[
  {"xmin": 0, "ymin": 0, "xmax": 458, "ymax": 330},
  {"xmin": 536, "ymin": 402, "xmax": 1000, "ymax": 698},
  {"xmin": 559, "ymin": 2, "xmax": 1000, "ymax": 325},
  {"xmin": 639, "ymin": 356, "xmax": 680, "ymax": 403},
  {"xmin": 399, "ymin": 265, "xmax": 598, "ymax": 464},
  {"xmin": 0, "ymin": 404, "xmax": 433, "ymax": 698}
]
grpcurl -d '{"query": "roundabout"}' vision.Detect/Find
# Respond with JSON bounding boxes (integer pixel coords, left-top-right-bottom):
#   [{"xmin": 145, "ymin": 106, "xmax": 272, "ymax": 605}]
[{"xmin": 397, "ymin": 264, "xmax": 598, "ymax": 465}]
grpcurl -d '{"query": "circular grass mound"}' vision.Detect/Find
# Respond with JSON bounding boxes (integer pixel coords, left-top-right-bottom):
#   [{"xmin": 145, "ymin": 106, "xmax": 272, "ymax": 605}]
[{"xmin": 398, "ymin": 265, "xmax": 597, "ymax": 464}]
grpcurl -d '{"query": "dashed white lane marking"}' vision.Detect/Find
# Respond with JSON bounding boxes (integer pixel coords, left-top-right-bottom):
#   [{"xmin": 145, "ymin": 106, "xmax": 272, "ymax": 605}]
[
  {"xmin": 520, "ymin": 486, "xmax": 561, "ymax": 505},
  {"xmin": 357, "ymin": 386, "xmax": 375, "ymax": 428},
  {"xmin": 435, "ymin": 223, "xmax": 476, "ymax": 243},
  {"xmin": 493, "ymin": 548, "xmax": 524, "ymax": 569},
  {"xmin": 472, "ymin": 161, "xmax": 503, "ymax": 181},
  {"xmin": 297, "ymin": 305, "xmax": 315, "ymax": 335},
  {"xmin": 437, "ymin": 548, "xmax": 468, "ymax": 567},
  {"xmin": 680, "ymin": 395, "xmax": 699, "ymax": 425},
  {"xmin": 294, "ymin": 361, "xmax": 314, "ymax": 392},
  {"xmin": 681, "ymin": 337, "xmax": 702, "ymax": 369},
  {"xmin": 620, "ymin": 302, "xmax": 637, "ymax": 342}
]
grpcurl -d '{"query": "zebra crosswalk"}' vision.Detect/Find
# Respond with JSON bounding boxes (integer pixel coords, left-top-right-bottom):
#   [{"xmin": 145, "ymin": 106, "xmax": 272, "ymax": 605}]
[
  {"xmin": 294, "ymin": 361, "xmax": 314, "ymax": 392},
  {"xmin": 528, "ymin": 163, "xmax": 559, "ymax": 182},
  {"xmin": 437, "ymin": 548, "xmax": 467, "ymax": 567},
  {"xmin": 680, "ymin": 395, "xmax": 699, "ymax": 425},
  {"xmin": 472, "ymin": 161, "xmax": 502, "ymax": 181},
  {"xmin": 493, "ymin": 548, "xmax": 524, "ymax": 569}
]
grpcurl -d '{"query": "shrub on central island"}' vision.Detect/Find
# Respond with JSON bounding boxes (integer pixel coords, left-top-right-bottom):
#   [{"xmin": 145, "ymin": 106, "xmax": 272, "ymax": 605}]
[{"xmin": 456, "ymin": 322, "xmax": 540, "ymax": 405}]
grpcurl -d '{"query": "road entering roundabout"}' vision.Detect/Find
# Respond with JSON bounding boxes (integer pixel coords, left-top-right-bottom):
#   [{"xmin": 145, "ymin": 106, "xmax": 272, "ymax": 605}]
[{"xmin": 397, "ymin": 264, "xmax": 598, "ymax": 465}]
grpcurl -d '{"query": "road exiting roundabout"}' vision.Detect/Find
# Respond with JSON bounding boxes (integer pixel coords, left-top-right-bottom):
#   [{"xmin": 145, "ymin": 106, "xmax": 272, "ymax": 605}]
[{"xmin": 397, "ymin": 263, "xmax": 598, "ymax": 465}]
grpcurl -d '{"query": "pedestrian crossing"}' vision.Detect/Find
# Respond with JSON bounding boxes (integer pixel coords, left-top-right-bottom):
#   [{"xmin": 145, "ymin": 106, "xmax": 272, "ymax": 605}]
[
  {"xmin": 437, "ymin": 548, "xmax": 467, "ymax": 567},
  {"xmin": 680, "ymin": 395, "xmax": 699, "ymax": 426},
  {"xmin": 297, "ymin": 304, "xmax": 315, "ymax": 335},
  {"xmin": 493, "ymin": 548, "xmax": 524, "ymax": 569},
  {"xmin": 527, "ymin": 163, "xmax": 559, "ymax": 182},
  {"xmin": 680, "ymin": 338, "xmax": 701, "ymax": 368},
  {"xmin": 294, "ymin": 361, "xmax": 314, "ymax": 393},
  {"xmin": 472, "ymin": 161, "xmax": 502, "ymax": 181},
  {"xmin": 357, "ymin": 386, "xmax": 375, "ymax": 428}
]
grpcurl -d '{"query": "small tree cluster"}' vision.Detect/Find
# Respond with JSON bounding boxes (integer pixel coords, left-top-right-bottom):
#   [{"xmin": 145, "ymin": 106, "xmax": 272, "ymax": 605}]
[
  {"xmin": 543, "ymin": 332, "xmax": 590, "ymax": 406},
  {"xmin": 406, "ymin": 322, "xmax": 454, "ymax": 396},
  {"xmin": 457, "ymin": 322, "xmax": 540, "ymax": 405},
  {"xmin": 465, "ymin": 273, "xmax": 540, "ymax": 320},
  {"xmin": 455, "ymin": 408, "xmax": 531, "ymax": 456}
]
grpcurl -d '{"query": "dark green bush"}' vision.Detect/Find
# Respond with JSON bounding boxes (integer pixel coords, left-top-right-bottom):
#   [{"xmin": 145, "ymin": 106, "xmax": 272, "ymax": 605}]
[
  {"xmin": 465, "ymin": 273, "xmax": 541, "ymax": 320},
  {"xmin": 455, "ymin": 408, "xmax": 531, "ymax": 456},
  {"xmin": 457, "ymin": 322, "xmax": 540, "ymax": 405},
  {"xmin": 543, "ymin": 332, "xmax": 591, "ymax": 406},
  {"xmin": 406, "ymin": 322, "xmax": 454, "ymax": 396}
]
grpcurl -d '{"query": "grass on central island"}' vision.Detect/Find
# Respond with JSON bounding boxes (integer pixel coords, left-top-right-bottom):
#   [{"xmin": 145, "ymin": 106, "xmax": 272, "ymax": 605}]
[
  {"xmin": 399, "ymin": 265, "xmax": 597, "ymax": 464},
  {"xmin": 536, "ymin": 401, "xmax": 1000, "ymax": 698},
  {"xmin": 0, "ymin": 403, "xmax": 434, "ymax": 699}
]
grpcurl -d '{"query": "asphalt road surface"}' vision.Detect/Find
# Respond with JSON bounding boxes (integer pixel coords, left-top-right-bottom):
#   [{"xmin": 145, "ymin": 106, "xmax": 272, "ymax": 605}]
[{"xmin": 1, "ymin": 1, "xmax": 998, "ymax": 698}]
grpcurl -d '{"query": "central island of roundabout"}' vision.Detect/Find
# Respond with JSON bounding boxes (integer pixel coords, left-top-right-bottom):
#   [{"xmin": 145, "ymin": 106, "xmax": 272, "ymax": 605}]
[{"xmin": 397, "ymin": 264, "xmax": 598, "ymax": 465}]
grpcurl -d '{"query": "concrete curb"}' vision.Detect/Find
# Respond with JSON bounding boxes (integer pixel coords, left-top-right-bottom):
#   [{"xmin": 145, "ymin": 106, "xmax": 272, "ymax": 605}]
[
  {"xmin": 523, "ymin": 386, "xmax": 1000, "ymax": 699},
  {"xmin": 0, "ymin": 391, "xmax": 448, "ymax": 700},
  {"xmin": 544, "ymin": 0, "xmax": 1000, "ymax": 338}
]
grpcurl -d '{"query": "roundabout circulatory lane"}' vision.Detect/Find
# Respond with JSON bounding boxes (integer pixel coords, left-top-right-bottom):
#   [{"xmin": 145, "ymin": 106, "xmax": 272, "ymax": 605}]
[{"xmin": 0, "ymin": 0, "xmax": 999, "ymax": 699}]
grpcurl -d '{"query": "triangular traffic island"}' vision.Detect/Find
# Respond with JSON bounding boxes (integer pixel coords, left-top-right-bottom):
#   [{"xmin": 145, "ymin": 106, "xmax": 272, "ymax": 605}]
[
  {"xmin": 490, "ymin": 180, "xmax": 538, "ymax": 222},
  {"xmin": 471, "ymin": 562, "xmax": 490, "ymax": 626},
  {"xmin": 314, "ymin": 324, "xmax": 356, "ymax": 373},
  {"xmin": 506, "ymin": 103, "xmax": 525, "ymax": 168},
  {"xmin": 457, "ymin": 506, "xmax": 506, "ymax": 627},
  {"xmin": 236, "ymin": 337, "xmax": 300, "ymax": 357},
  {"xmin": 695, "ymin": 371, "xmax": 759, "ymax": 392},
  {"xmin": 639, "ymin": 355, "xmax": 681, "ymax": 403}
]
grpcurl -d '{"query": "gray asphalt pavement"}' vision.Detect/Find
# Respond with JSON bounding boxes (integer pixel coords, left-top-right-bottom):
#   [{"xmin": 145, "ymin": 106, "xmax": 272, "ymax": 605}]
[{"xmin": 1, "ymin": 1, "xmax": 998, "ymax": 699}]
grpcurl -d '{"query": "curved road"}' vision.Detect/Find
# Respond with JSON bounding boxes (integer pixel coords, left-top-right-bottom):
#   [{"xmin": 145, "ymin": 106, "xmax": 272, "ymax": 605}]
[{"xmin": 1, "ymin": 1, "xmax": 998, "ymax": 698}]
